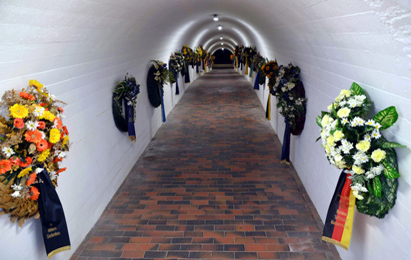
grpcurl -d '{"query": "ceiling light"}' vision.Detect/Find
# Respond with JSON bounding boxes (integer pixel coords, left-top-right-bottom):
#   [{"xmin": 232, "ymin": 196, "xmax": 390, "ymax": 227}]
[
  {"xmin": 222, "ymin": 48, "xmax": 225, "ymax": 51},
  {"xmin": 218, "ymin": 25, "xmax": 222, "ymax": 30},
  {"xmin": 220, "ymin": 36, "xmax": 223, "ymax": 40},
  {"xmin": 213, "ymin": 14, "xmax": 219, "ymax": 21},
  {"xmin": 221, "ymin": 43, "xmax": 224, "ymax": 45}
]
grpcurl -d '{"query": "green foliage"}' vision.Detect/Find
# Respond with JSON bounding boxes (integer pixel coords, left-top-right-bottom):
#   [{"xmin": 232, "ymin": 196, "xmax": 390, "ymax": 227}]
[{"xmin": 373, "ymin": 106, "xmax": 398, "ymax": 130}]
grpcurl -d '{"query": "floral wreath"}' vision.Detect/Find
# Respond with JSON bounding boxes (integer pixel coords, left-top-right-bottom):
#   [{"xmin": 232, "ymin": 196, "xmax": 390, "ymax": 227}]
[
  {"xmin": 0, "ymin": 80, "xmax": 69, "ymax": 226},
  {"xmin": 147, "ymin": 60, "xmax": 174, "ymax": 108},
  {"xmin": 273, "ymin": 63, "xmax": 307, "ymax": 134},
  {"xmin": 317, "ymin": 83, "xmax": 405, "ymax": 218},
  {"xmin": 169, "ymin": 52, "xmax": 184, "ymax": 83},
  {"xmin": 112, "ymin": 74, "xmax": 140, "ymax": 139}
]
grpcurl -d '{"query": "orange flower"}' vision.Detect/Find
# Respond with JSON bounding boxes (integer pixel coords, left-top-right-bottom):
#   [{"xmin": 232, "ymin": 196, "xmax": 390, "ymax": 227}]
[
  {"xmin": 37, "ymin": 121, "xmax": 46, "ymax": 129},
  {"xmin": 39, "ymin": 102, "xmax": 47, "ymax": 107},
  {"xmin": 10, "ymin": 156, "xmax": 21, "ymax": 166},
  {"xmin": 28, "ymin": 95, "xmax": 35, "ymax": 101},
  {"xmin": 63, "ymin": 126, "xmax": 69, "ymax": 136},
  {"xmin": 52, "ymin": 157, "xmax": 63, "ymax": 163},
  {"xmin": 36, "ymin": 139, "xmax": 48, "ymax": 152},
  {"xmin": 56, "ymin": 167, "xmax": 67, "ymax": 175},
  {"xmin": 19, "ymin": 92, "xmax": 29, "ymax": 99},
  {"xmin": 26, "ymin": 172, "xmax": 37, "ymax": 186},
  {"xmin": 0, "ymin": 160, "xmax": 11, "ymax": 174},
  {"xmin": 19, "ymin": 157, "xmax": 32, "ymax": 167},
  {"xmin": 53, "ymin": 118, "xmax": 63, "ymax": 129},
  {"xmin": 58, "ymin": 107, "xmax": 64, "ymax": 113},
  {"xmin": 48, "ymin": 142, "xmax": 54, "ymax": 150},
  {"xmin": 266, "ymin": 66, "xmax": 270, "ymax": 71},
  {"xmin": 14, "ymin": 118, "xmax": 24, "ymax": 129},
  {"xmin": 25, "ymin": 130, "xmax": 42, "ymax": 143},
  {"xmin": 273, "ymin": 65, "xmax": 278, "ymax": 70},
  {"xmin": 29, "ymin": 186, "xmax": 40, "ymax": 200},
  {"xmin": 270, "ymin": 72, "xmax": 274, "ymax": 75}
]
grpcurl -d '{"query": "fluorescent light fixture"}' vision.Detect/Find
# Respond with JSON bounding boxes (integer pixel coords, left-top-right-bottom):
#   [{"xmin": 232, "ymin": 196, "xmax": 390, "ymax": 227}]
[
  {"xmin": 218, "ymin": 25, "xmax": 222, "ymax": 30},
  {"xmin": 213, "ymin": 14, "xmax": 219, "ymax": 21}
]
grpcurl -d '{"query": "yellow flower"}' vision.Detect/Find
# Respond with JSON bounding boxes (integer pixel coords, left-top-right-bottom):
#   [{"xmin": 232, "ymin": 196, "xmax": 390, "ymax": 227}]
[
  {"xmin": 9, "ymin": 104, "xmax": 29, "ymax": 119},
  {"xmin": 325, "ymin": 145, "xmax": 331, "ymax": 155},
  {"xmin": 321, "ymin": 114, "xmax": 331, "ymax": 127},
  {"xmin": 39, "ymin": 111, "xmax": 56, "ymax": 122},
  {"xmin": 62, "ymin": 136, "xmax": 70, "ymax": 147},
  {"xmin": 327, "ymin": 136, "xmax": 335, "ymax": 146},
  {"xmin": 352, "ymin": 190, "xmax": 364, "ymax": 200},
  {"xmin": 49, "ymin": 129, "xmax": 61, "ymax": 144},
  {"xmin": 371, "ymin": 149, "xmax": 386, "ymax": 163},
  {"xmin": 333, "ymin": 130, "xmax": 344, "ymax": 141},
  {"xmin": 340, "ymin": 89, "xmax": 352, "ymax": 98},
  {"xmin": 337, "ymin": 107, "xmax": 350, "ymax": 118},
  {"xmin": 17, "ymin": 166, "xmax": 32, "ymax": 178},
  {"xmin": 29, "ymin": 79, "xmax": 44, "ymax": 93},
  {"xmin": 352, "ymin": 165, "xmax": 365, "ymax": 175},
  {"xmin": 356, "ymin": 140, "xmax": 370, "ymax": 152},
  {"xmin": 37, "ymin": 149, "xmax": 50, "ymax": 162}
]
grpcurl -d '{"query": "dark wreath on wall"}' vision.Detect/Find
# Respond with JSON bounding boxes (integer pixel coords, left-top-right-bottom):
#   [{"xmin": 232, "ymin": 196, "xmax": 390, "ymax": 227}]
[{"xmin": 112, "ymin": 74, "xmax": 140, "ymax": 141}]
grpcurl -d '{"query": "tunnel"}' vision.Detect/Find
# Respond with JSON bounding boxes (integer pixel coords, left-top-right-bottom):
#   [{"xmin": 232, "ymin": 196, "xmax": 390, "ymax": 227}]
[{"xmin": 0, "ymin": 1, "xmax": 410, "ymax": 259}]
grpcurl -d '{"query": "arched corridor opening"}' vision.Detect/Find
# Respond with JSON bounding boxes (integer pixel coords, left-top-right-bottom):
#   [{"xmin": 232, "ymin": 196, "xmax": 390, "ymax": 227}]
[{"xmin": 213, "ymin": 49, "xmax": 233, "ymax": 64}]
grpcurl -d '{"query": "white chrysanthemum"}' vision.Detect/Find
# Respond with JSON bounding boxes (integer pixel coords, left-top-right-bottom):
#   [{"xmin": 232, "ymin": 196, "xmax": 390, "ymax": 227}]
[
  {"xmin": 353, "ymin": 151, "xmax": 369, "ymax": 165},
  {"xmin": 365, "ymin": 172, "xmax": 375, "ymax": 180},
  {"xmin": 351, "ymin": 183, "xmax": 368, "ymax": 192},
  {"xmin": 339, "ymin": 100, "xmax": 347, "ymax": 107},
  {"xmin": 11, "ymin": 191, "xmax": 21, "ymax": 198},
  {"xmin": 355, "ymin": 95, "xmax": 366, "ymax": 102},
  {"xmin": 33, "ymin": 106, "xmax": 46, "ymax": 117},
  {"xmin": 371, "ymin": 129, "xmax": 381, "ymax": 139},
  {"xmin": 2, "ymin": 147, "xmax": 15, "ymax": 158},
  {"xmin": 25, "ymin": 120, "xmax": 38, "ymax": 131},
  {"xmin": 11, "ymin": 184, "xmax": 23, "ymax": 191},
  {"xmin": 363, "ymin": 133, "xmax": 371, "ymax": 141},
  {"xmin": 49, "ymin": 94, "xmax": 56, "ymax": 101},
  {"xmin": 350, "ymin": 117, "xmax": 365, "ymax": 127},
  {"xmin": 371, "ymin": 165, "xmax": 384, "ymax": 176},
  {"xmin": 365, "ymin": 120, "xmax": 375, "ymax": 126},
  {"xmin": 375, "ymin": 123, "xmax": 382, "ymax": 130},
  {"xmin": 341, "ymin": 118, "xmax": 349, "ymax": 125}
]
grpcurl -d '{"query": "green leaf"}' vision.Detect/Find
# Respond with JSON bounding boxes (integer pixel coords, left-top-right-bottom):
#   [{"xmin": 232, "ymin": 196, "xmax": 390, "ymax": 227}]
[
  {"xmin": 373, "ymin": 106, "xmax": 398, "ymax": 130},
  {"xmin": 350, "ymin": 82, "xmax": 365, "ymax": 95},
  {"xmin": 372, "ymin": 176, "xmax": 382, "ymax": 199},
  {"xmin": 382, "ymin": 160, "xmax": 400, "ymax": 179},
  {"xmin": 316, "ymin": 116, "xmax": 322, "ymax": 127},
  {"xmin": 315, "ymin": 136, "xmax": 321, "ymax": 142},
  {"xmin": 382, "ymin": 142, "xmax": 407, "ymax": 149}
]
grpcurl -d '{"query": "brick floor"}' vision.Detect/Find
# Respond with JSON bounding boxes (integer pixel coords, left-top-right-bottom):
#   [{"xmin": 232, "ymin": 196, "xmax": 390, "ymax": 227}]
[{"xmin": 71, "ymin": 69, "xmax": 340, "ymax": 260}]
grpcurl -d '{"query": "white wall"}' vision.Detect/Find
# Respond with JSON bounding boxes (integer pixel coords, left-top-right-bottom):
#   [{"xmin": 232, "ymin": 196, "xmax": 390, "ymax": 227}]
[{"xmin": 0, "ymin": 0, "xmax": 410, "ymax": 260}]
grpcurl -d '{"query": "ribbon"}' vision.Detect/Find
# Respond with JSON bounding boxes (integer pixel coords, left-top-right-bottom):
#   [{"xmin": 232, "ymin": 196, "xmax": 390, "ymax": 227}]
[
  {"xmin": 249, "ymin": 61, "xmax": 253, "ymax": 77},
  {"xmin": 175, "ymin": 76, "xmax": 180, "ymax": 95},
  {"xmin": 184, "ymin": 63, "xmax": 190, "ymax": 83},
  {"xmin": 235, "ymin": 57, "xmax": 239, "ymax": 68},
  {"xmin": 245, "ymin": 58, "xmax": 248, "ymax": 75},
  {"xmin": 196, "ymin": 63, "xmax": 199, "ymax": 74},
  {"xmin": 202, "ymin": 59, "xmax": 205, "ymax": 70},
  {"xmin": 265, "ymin": 94, "xmax": 271, "ymax": 120},
  {"xmin": 254, "ymin": 72, "xmax": 260, "ymax": 90},
  {"xmin": 160, "ymin": 87, "xmax": 166, "ymax": 122},
  {"xmin": 35, "ymin": 169, "xmax": 71, "ymax": 259},
  {"xmin": 240, "ymin": 58, "xmax": 243, "ymax": 70},
  {"xmin": 322, "ymin": 171, "xmax": 355, "ymax": 250},
  {"xmin": 281, "ymin": 118, "xmax": 291, "ymax": 164},
  {"xmin": 124, "ymin": 98, "xmax": 136, "ymax": 141}
]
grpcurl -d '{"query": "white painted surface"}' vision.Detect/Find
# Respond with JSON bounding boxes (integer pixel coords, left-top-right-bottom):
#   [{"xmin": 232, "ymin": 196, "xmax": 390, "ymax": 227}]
[{"xmin": 0, "ymin": 0, "xmax": 410, "ymax": 259}]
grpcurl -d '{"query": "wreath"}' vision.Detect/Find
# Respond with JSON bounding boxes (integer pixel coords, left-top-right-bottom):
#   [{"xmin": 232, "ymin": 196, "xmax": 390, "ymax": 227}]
[
  {"xmin": 147, "ymin": 60, "xmax": 173, "ymax": 108},
  {"xmin": 317, "ymin": 83, "xmax": 405, "ymax": 218},
  {"xmin": 112, "ymin": 74, "xmax": 140, "ymax": 140},
  {"xmin": 0, "ymin": 80, "xmax": 69, "ymax": 226}
]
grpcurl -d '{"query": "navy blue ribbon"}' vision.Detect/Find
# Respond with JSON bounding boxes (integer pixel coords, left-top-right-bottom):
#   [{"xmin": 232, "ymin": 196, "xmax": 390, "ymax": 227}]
[
  {"xmin": 160, "ymin": 87, "xmax": 166, "ymax": 122},
  {"xmin": 240, "ymin": 58, "xmax": 243, "ymax": 70},
  {"xmin": 254, "ymin": 71, "xmax": 260, "ymax": 90},
  {"xmin": 196, "ymin": 63, "xmax": 199, "ymax": 73},
  {"xmin": 281, "ymin": 118, "xmax": 291, "ymax": 163},
  {"xmin": 35, "ymin": 169, "xmax": 71, "ymax": 258},
  {"xmin": 124, "ymin": 98, "xmax": 136, "ymax": 140},
  {"xmin": 185, "ymin": 63, "xmax": 190, "ymax": 83},
  {"xmin": 175, "ymin": 75, "xmax": 180, "ymax": 95}
]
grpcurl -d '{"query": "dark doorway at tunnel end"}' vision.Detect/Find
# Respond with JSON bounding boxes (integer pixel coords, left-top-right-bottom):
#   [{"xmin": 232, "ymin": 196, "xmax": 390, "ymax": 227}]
[{"xmin": 213, "ymin": 49, "xmax": 232, "ymax": 65}]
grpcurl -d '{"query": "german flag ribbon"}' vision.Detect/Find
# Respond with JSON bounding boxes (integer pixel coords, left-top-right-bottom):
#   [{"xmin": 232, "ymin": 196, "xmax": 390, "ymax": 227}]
[{"xmin": 322, "ymin": 170, "xmax": 356, "ymax": 250}]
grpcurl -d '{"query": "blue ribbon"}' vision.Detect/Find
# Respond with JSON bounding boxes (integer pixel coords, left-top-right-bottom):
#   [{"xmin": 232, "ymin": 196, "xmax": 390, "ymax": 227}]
[
  {"xmin": 281, "ymin": 118, "xmax": 291, "ymax": 163},
  {"xmin": 185, "ymin": 63, "xmax": 190, "ymax": 83},
  {"xmin": 254, "ymin": 72, "xmax": 260, "ymax": 90},
  {"xmin": 196, "ymin": 63, "xmax": 199, "ymax": 74},
  {"xmin": 36, "ymin": 169, "xmax": 71, "ymax": 258},
  {"xmin": 240, "ymin": 58, "xmax": 243, "ymax": 70},
  {"xmin": 160, "ymin": 87, "xmax": 166, "ymax": 122},
  {"xmin": 175, "ymin": 75, "xmax": 180, "ymax": 95}
]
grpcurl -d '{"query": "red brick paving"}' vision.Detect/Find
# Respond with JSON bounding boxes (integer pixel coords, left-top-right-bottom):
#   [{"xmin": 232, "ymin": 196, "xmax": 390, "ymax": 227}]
[{"xmin": 71, "ymin": 69, "xmax": 340, "ymax": 259}]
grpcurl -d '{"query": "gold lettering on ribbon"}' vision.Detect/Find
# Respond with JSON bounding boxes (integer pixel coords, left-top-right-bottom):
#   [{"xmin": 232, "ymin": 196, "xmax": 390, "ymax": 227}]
[{"xmin": 47, "ymin": 232, "xmax": 61, "ymax": 239}]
